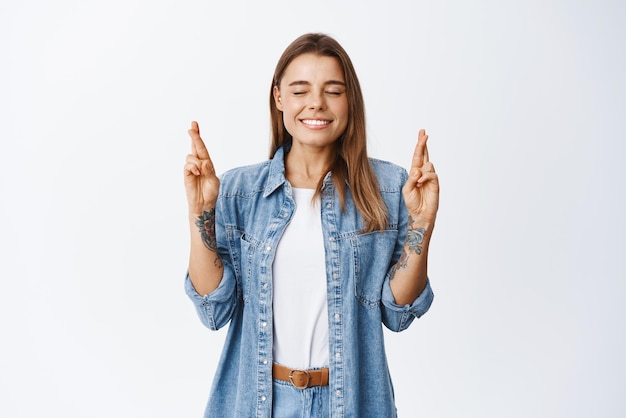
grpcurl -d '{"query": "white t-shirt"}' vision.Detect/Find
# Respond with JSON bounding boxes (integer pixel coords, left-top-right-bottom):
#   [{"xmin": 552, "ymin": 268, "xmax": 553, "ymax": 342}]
[{"xmin": 272, "ymin": 187, "xmax": 329, "ymax": 369}]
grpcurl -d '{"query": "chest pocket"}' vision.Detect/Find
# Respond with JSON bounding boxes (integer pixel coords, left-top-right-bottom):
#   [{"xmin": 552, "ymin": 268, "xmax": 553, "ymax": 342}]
[
  {"xmin": 352, "ymin": 229, "xmax": 398, "ymax": 307},
  {"xmin": 226, "ymin": 227, "xmax": 259, "ymax": 303}
]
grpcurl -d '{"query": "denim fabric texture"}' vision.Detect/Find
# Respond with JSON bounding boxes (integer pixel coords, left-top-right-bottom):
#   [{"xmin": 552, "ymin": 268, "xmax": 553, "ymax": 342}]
[
  {"xmin": 272, "ymin": 379, "xmax": 330, "ymax": 418},
  {"xmin": 185, "ymin": 143, "xmax": 434, "ymax": 418}
]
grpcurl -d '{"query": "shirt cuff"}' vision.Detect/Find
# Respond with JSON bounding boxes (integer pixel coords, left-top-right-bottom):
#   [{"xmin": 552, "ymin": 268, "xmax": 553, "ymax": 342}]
[
  {"xmin": 381, "ymin": 278, "xmax": 434, "ymax": 331},
  {"xmin": 184, "ymin": 271, "xmax": 235, "ymax": 303},
  {"xmin": 184, "ymin": 272, "xmax": 237, "ymax": 330}
]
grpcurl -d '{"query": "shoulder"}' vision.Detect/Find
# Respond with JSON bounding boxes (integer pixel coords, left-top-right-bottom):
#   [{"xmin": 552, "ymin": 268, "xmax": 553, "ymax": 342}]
[
  {"xmin": 368, "ymin": 158, "xmax": 408, "ymax": 192},
  {"xmin": 219, "ymin": 160, "xmax": 271, "ymax": 197}
]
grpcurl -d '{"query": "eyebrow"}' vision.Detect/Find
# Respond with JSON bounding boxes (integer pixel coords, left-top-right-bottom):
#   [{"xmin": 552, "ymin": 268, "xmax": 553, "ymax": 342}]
[{"xmin": 287, "ymin": 80, "xmax": 346, "ymax": 87}]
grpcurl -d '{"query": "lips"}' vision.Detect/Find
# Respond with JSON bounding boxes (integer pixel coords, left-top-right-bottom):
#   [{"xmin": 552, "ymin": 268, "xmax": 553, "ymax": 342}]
[{"xmin": 300, "ymin": 119, "xmax": 331, "ymax": 127}]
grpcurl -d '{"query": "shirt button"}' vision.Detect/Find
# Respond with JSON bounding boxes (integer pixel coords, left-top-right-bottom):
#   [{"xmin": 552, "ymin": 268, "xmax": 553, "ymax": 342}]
[
  {"xmin": 329, "ymin": 237, "xmax": 334, "ymax": 242},
  {"xmin": 326, "ymin": 203, "xmax": 332, "ymax": 208},
  {"xmin": 262, "ymin": 322, "xmax": 267, "ymax": 327},
  {"xmin": 261, "ymin": 395, "xmax": 267, "ymax": 401},
  {"xmin": 335, "ymin": 352, "xmax": 341, "ymax": 358},
  {"xmin": 334, "ymin": 313, "xmax": 340, "ymax": 320},
  {"xmin": 263, "ymin": 283, "xmax": 268, "ymax": 289},
  {"xmin": 282, "ymin": 212, "xmax": 288, "ymax": 218},
  {"xmin": 336, "ymin": 390, "xmax": 341, "ymax": 396},
  {"xmin": 263, "ymin": 359, "xmax": 268, "ymax": 365},
  {"xmin": 333, "ymin": 273, "xmax": 339, "ymax": 279},
  {"xmin": 266, "ymin": 246, "xmax": 271, "ymax": 252}
]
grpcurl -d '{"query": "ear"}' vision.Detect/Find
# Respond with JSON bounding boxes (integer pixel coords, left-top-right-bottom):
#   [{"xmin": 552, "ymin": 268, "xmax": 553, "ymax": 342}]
[{"xmin": 273, "ymin": 85, "xmax": 283, "ymax": 111}]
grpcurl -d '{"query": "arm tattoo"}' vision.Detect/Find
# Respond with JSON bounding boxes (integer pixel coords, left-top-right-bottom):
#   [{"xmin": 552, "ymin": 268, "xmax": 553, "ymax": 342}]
[
  {"xmin": 390, "ymin": 216, "xmax": 425, "ymax": 280},
  {"xmin": 195, "ymin": 209, "xmax": 218, "ymax": 252},
  {"xmin": 405, "ymin": 216, "xmax": 425, "ymax": 256},
  {"xmin": 213, "ymin": 255, "xmax": 223, "ymax": 269}
]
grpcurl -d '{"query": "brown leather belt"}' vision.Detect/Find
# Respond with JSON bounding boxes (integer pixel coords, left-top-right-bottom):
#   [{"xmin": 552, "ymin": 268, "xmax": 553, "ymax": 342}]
[{"xmin": 273, "ymin": 363, "xmax": 329, "ymax": 389}]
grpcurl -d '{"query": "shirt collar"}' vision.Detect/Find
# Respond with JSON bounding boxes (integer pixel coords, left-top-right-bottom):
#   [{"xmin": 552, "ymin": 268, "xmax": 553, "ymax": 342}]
[
  {"xmin": 263, "ymin": 143, "xmax": 289, "ymax": 198},
  {"xmin": 263, "ymin": 140, "xmax": 336, "ymax": 197}
]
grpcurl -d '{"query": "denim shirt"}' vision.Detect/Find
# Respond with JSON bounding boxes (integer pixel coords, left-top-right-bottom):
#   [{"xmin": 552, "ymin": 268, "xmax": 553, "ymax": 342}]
[{"xmin": 185, "ymin": 145, "xmax": 434, "ymax": 418}]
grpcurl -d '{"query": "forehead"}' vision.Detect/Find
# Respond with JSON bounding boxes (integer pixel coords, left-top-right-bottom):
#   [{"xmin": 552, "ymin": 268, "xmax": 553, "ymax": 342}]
[{"xmin": 281, "ymin": 53, "xmax": 345, "ymax": 85}]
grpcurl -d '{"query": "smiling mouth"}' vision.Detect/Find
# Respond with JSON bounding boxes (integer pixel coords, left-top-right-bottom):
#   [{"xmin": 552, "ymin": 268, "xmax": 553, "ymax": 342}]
[{"xmin": 300, "ymin": 119, "xmax": 331, "ymax": 127}]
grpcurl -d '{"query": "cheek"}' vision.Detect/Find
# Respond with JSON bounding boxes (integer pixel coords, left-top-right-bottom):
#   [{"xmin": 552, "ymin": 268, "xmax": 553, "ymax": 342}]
[
  {"xmin": 283, "ymin": 105, "xmax": 296, "ymax": 122},
  {"xmin": 281, "ymin": 108, "xmax": 297, "ymax": 135},
  {"xmin": 338, "ymin": 102, "xmax": 349, "ymax": 124},
  {"xmin": 337, "ymin": 100, "xmax": 349, "ymax": 119},
  {"xmin": 282, "ymin": 102, "xmax": 300, "ymax": 119}
]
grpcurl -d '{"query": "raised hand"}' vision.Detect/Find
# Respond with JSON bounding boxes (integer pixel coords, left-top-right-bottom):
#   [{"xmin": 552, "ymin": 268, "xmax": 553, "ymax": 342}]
[
  {"xmin": 402, "ymin": 129, "xmax": 440, "ymax": 225},
  {"xmin": 184, "ymin": 121, "xmax": 220, "ymax": 215}
]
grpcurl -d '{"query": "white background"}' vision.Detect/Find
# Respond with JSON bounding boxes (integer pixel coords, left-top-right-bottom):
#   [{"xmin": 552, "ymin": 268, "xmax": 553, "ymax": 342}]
[{"xmin": 1, "ymin": 1, "xmax": 625, "ymax": 417}]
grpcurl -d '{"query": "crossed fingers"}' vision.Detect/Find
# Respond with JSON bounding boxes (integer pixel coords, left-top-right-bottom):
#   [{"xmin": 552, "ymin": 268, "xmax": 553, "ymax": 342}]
[
  {"xmin": 185, "ymin": 121, "xmax": 215, "ymax": 177},
  {"xmin": 410, "ymin": 129, "xmax": 436, "ymax": 186}
]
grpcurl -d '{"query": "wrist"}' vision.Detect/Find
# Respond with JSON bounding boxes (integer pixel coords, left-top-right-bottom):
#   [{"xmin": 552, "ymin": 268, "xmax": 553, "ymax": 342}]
[{"xmin": 188, "ymin": 204, "xmax": 217, "ymax": 220}]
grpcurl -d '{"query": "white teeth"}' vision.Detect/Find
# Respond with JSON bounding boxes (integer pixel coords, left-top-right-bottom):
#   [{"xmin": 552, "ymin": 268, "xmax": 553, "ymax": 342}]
[{"xmin": 302, "ymin": 119, "xmax": 330, "ymax": 126}]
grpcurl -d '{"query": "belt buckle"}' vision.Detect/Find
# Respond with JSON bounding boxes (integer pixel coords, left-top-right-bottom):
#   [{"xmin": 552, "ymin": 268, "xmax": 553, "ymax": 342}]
[{"xmin": 289, "ymin": 369, "xmax": 311, "ymax": 389}]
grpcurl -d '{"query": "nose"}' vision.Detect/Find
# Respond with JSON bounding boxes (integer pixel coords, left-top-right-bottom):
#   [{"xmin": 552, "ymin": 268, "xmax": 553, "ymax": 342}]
[{"xmin": 308, "ymin": 91, "xmax": 325, "ymax": 110}]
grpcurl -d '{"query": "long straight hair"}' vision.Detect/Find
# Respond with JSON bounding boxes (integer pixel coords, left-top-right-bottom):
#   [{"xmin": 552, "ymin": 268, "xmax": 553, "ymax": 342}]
[{"xmin": 269, "ymin": 33, "xmax": 388, "ymax": 232}]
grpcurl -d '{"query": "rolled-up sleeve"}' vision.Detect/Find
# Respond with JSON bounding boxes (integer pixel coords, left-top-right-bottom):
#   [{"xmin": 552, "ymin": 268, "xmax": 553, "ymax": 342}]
[
  {"xmin": 380, "ymin": 166, "xmax": 434, "ymax": 331},
  {"xmin": 381, "ymin": 277, "xmax": 434, "ymax": 332},
  {"xmin": 184, "ymin": 194, "xmax": 239, "ymax": 331},
  {"xmin": 184, "ymin": 268, "xmax": 238, "ymax": 330}
]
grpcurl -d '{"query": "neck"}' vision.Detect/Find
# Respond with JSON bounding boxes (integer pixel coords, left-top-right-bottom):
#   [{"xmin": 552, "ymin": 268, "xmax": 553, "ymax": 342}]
[{"xmin": 285, "ymin": 143, "xmax": 334, "ymax": 189}]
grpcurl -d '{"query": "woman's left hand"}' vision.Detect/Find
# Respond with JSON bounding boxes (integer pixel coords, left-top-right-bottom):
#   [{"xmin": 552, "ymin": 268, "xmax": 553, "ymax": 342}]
[{"xmin": 402, "ymin": 129, "xmax": 440, "ymax": 225}]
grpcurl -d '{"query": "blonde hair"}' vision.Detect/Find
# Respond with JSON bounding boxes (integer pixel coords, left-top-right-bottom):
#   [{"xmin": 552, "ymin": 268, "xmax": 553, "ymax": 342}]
[{"xmin": 269, "ymin": 33, "xmax": 388, "ymax": 232}]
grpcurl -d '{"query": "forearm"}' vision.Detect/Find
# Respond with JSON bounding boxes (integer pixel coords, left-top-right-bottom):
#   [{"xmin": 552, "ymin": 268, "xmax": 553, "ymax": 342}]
[
  {"xmin": 188, "ymin": 208, "xmax": 224, "ymax": 296},
  {"xmin": 389, "ymin": 216, "xmax": 434, "ymax": 306}
]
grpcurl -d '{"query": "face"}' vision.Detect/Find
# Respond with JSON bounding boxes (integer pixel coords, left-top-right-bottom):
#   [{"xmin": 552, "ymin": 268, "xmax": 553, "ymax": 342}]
[{"xmin": 274, "ymin": 53, "xmax": 349, "ymax": 151}]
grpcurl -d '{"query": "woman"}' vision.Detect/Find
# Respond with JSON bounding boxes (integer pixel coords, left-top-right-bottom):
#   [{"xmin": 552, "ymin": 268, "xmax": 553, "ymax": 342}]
[{"xmin": 184, "ymin": 33, "xmax": 438, "ymax": 417}]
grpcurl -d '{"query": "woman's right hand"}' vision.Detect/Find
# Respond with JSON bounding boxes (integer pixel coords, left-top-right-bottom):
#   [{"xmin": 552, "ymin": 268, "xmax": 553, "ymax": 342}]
[{"xmin": 184, "ymin": 121, "xmax": 220, "ymax": 215}]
